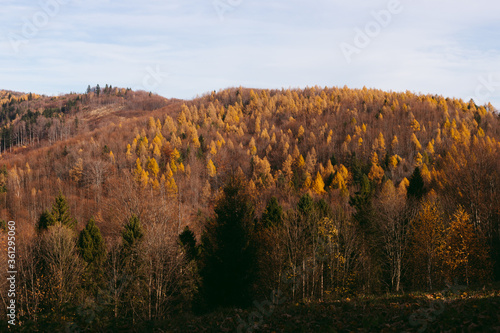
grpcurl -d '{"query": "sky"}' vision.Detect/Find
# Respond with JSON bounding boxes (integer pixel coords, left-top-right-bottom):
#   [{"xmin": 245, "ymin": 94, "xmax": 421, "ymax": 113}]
[{"xmin": 0, "ymin": 0, "xmax": 499, "ymax": 108}]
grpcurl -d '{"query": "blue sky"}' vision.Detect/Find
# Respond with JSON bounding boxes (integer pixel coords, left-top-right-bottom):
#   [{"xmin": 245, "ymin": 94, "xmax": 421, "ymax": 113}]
[{"xmin": 1, "ymin": 0, "xmax": 499, "ymax": 108}]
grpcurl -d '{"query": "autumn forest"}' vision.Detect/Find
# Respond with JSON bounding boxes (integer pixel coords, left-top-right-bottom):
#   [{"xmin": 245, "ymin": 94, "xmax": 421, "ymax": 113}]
[{"xmin": 1, "ymin": 86, "xmax": 499, "ymax": 331}]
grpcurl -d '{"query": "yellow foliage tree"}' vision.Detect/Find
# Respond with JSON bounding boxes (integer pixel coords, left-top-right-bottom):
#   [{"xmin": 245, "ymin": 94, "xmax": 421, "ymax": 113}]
[
  {"xmin": 368, "ymin": 163, "xmax": 384, "ymax": 184},
  {"xmin": 312, "ymin": 172, "xmax": 326, "ymax": 194},
  {"xmin": 126, "ymin": 144, "xmax": 132, "ymax": 160},
  {"xmin": 410, "ymin": 119, "xmax": 421, "ymax": 132},
  {"xmin": 148, "ymin": 157, "xmax": 160, "ymax": 178},
  {"xmin": 391, "ymin": 135, "xmax": 399, "ymax": 151},
  {"xmin": 297, "ymin": 125, "xmax": 305, "ymax": 139},
  {"xmin": 409, "ymin": 200, "xmax": 446, "ymax": 289},
  {"xmin": 444, "ymin": 206, "xmax": 490, "ymax": 285},
  {"xmin": 69, "ymin": 158, "xmax": 83, "ymax": 183},
  {"xmin": 170, "ymin": 148, "xmax": 180, "ymax": 173},
  {"xmin": 411, "ymin": 133, "xmax": 422, "ymax": 151},
  {"xmin": 207, "ymin": 159, "xmax": 217, "ymax": 178},
  {"xmin": 249, "ymin": 137, "xmax": 257, "ymax": 156}
]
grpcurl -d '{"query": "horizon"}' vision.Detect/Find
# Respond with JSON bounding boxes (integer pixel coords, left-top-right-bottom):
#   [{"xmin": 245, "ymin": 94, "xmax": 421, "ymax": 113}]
[
  {"xmin": 2, "ymin": 84, "xmax": 499, "ymax": 112},
  {"xmin": 1, "ymin": 0, "xmax": 499, "ymax": 108}
]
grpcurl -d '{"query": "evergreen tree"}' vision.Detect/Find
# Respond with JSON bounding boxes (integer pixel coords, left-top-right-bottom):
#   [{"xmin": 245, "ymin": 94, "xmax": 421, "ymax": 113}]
[
  {"xmin": 78, "ymin": 217, "xmax": 106, "ymax": 293},
  {"xmin": 298, "ymin": 193, "xmax": 314, "ymax": 216},
  {"xmin": 407, "ymin": 167, "xmax": 425, "ymax": 200},
  {"xmin": 259, "ymin": 196, "xmax": 283, "ymax": 229},
  {"xmin": 38, "ymin": 192, "xmax": 76, "ymax": 230},
  {"xmin": 37, "ymin": 209, "xmax": 53, "ymax": 230},
  {"xmin": 78, "ymin": 217, "xmax": 106, "ymax": 265},
  {"xmin": 50, "ymin": 192, "xmax": 76, "ymax": 228},
  {"xmin": 122, "ymin": 214, "xmax": 143, "ymax": 251},
  {"xmin": 199, "ymin": 175, "xmax": 256, "ymax": 309},
  {"xmin": 179, "ymin": 226, "xmax": 198, "ymax": 262}
]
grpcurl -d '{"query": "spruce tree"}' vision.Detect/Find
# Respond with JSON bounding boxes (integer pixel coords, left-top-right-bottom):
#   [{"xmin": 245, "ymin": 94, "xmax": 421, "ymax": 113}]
[
  {"xmin": 199, "ymin": 175, "xmax": 256, "ymax": 308},
  {"xmin": 179, "ymin": 226, "xmax": 198, "ymax": 262},
  {"xmin": 122, "ymin": 214, "xmax": 143, "ymax": 252},
  {"xmin": 259, "ymin": 196, "xmax": 283, "ymax": 229},
  {"xmin": 78, "ymin": 217, "xmax": 106, "ymax": 265},
  {"xmin": 78, "ymin": 217, "xmax": 106, "ymax": 293},
  {"xmin": 37, "ymin": 209, "xmax": 53, "ymax": 231},
  {"xmin": 50, "ymin": 192, "xmax": 76, "ymax": 228},
  {"xmin": 38, "ymin": 192, "xmax": 76, "ymax": 230},
  {"xmin": 407, "ymin": 167, "xmax": 425, "ymax": 200}
]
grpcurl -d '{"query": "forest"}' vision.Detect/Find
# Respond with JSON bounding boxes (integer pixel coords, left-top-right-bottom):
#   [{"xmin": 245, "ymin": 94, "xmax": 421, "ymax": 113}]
[{"xmin": 0, "ymin": 86, "xmax": 499, "ymax": 332}]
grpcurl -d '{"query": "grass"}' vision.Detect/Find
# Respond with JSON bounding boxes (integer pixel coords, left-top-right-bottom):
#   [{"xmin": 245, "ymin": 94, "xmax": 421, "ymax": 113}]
[{"xmin": 158, "ymin": 286, "xmax": 500, "ymax": 333}]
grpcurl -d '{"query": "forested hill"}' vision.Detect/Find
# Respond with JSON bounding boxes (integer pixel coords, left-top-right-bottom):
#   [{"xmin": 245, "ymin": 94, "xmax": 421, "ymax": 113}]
[
  {"xmin": 0, "ymin": 86, "xmax": 499, "ymax": 330},
  {"xmin": 0, "ymin": 87, "xmax": 175, "ymax": 153}
]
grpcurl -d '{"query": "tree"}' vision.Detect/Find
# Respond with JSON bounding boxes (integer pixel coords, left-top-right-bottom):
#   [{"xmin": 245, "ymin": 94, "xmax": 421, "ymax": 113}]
[
  {"xmin": 51, "ymin": 192, "xmax": 76, "ymax": 228},
  {"xmin": 118, "ymin": 214, "xmax": 146, "ymax": 321},
  {"xmin": 38, "ymin": 192, "xmax": 76, "ymax": 230},
  {"xmin": 199, "ymin": 175, "xmax": 257, "ymax": 308},
  {"xmin": 78, "ymin": 217, "xmax": 106, "ymax": 293},
  {"xmin": 407, "ymin": 167, "xmax": 425, "ymax": 200},
  {"xmin": 122, "ymin": 214, "xmax": 143, "ymax": 251},
  {"xmin": 260, "ymin": 196, "xmax": 283, "ymax": 229},
  {"xmin": 311, "ymin": 172, "xmax": 326, "ymax": 194},
  {"xmin": 148, "ymin": 157, "xmax": 160, "ymax": 178},
  {"xmin": 79, "ymin": 217, "xmax": 106, "ymax": 264},
  {"xmin": 39, "ymin": 224, "xmax": 83, "ymax": 323},
  {"xmin": 207, "ymin": 159, "xmax": 216, "ymax": 178},
  {"xmin": 375, "ymin": 180, "xmax": 409, "ymax": 292},
  {"xmin": 37, "ymin": 210, "xmax": 52, "ymax": 231},
  {"xmin": 409, "ymin": 200, "xmax": 445, "ymax": 290},
  {"xmin": 179, "ymin": 226, "xmax": 198, "ymax": 262},
  {"xmin": 444, "ymin": 207, "xmax": 490, "ymax": 285}
]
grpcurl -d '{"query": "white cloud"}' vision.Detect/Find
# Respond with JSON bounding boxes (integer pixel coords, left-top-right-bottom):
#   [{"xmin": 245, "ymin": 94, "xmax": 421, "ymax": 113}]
[{"xmin": 0, "ymin": 0, "xmax": 498, "ymax": 108}]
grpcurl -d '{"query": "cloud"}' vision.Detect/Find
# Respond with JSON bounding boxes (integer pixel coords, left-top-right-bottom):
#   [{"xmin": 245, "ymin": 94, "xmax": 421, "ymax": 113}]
[{"xmin": 0, "ymin": 0, "xmax": 498, "ymax": 108}]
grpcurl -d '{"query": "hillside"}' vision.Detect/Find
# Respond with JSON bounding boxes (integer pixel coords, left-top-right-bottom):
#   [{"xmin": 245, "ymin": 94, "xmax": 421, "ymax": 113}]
[{"xmin": 1, "ymin": 86, "xmax": 499, "ymax": 331}]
